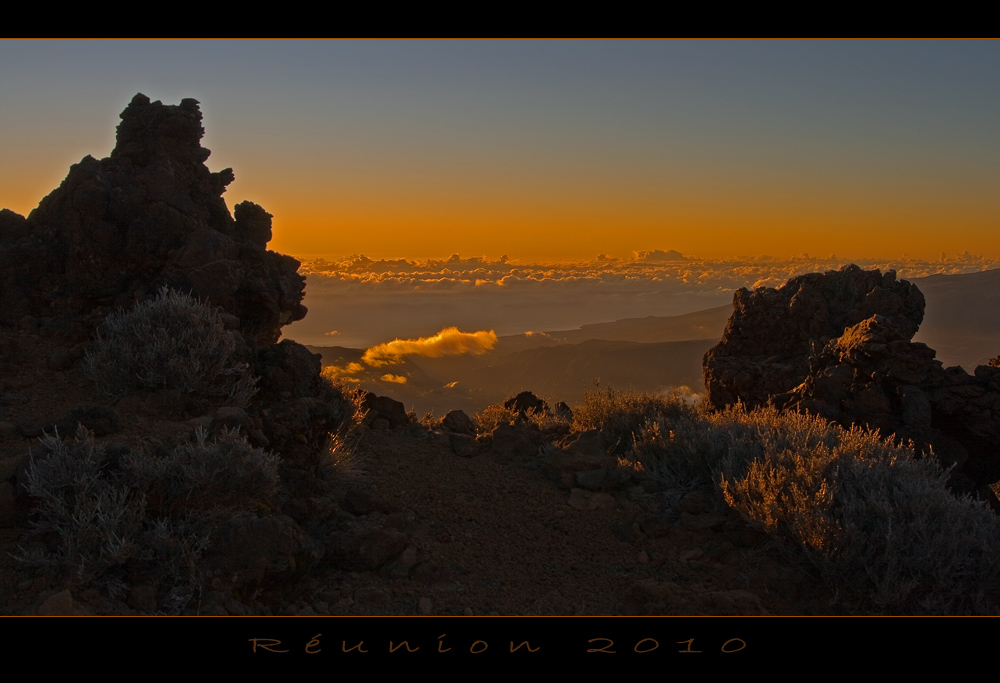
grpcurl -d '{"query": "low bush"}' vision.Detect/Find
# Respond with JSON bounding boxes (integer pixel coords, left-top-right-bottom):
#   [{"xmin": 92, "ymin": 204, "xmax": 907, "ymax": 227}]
[
  {"xmin": 716, "ymin": 407, "xmax": 1000, "ymax": 614},
  {"xmin": 471, "ymin": 400, "xmax": 564, "ymax": 434},
  {"xmin": 626, "ymin": 399, "xmax": 1000, "ymax": 614},
  {"xmin": 84, "ymin": 285, "xmax": 257, "ymax": 406},
  {"xmin": 18, "ymin": 427, "xmax": 148, "ymax": 585},
  {"xmin": 582, "ymin": 387, "xmax": 1000, "ymax": 614},
  {"xmin": 473, "ymin": 403, "xmax": 520, "ymax": 433},
  {"xmin": 573, "ymin": 384, "xmax": 700, "ymax": 454},
  {"xmin": 625, "ymin": 410, "xmax": 721, "ymax": 491},
  {"xmin": 123, "ymin": 426, "xmax": 280, "ymax": 515},
  {"xmin": 18, "ymin": 425, "xmax": 280, "ymax": 612}
]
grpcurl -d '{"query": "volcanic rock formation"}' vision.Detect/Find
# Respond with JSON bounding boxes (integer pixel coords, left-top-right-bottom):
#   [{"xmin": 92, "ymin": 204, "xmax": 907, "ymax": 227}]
[
  {"xmin": 0, "ymin": 94, "xmax": 356, "ymax": 479},
  {"xmin": 704, "ymin": 264, "xmax": 1000, "ymax": 496},
  {"xmin": 0, "ymin": 96, "xmax": 370, "ymax": 613},
  {"xmin": 0, "ymin": 93, "xmax": 305, "ymax": 346}
]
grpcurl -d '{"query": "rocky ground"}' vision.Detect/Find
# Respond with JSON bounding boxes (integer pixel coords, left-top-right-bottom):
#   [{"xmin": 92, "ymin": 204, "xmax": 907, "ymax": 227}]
[
  {"xmin": 250, "ymin": 426, "xmax": 831, "ymax": 617},
  {"xmin": 0, "ymin": 326, "xmax": 837, "ymax": 617}
]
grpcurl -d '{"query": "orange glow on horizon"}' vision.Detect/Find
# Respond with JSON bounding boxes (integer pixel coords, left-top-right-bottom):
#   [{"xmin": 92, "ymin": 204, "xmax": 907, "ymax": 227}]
[
  {"xmin": 2, "ymin": 148, "xmax": 995, "ymax": 263},
  {"xmin": 262, "ymin": 196, "xmax": 999, "ymax": 263}
]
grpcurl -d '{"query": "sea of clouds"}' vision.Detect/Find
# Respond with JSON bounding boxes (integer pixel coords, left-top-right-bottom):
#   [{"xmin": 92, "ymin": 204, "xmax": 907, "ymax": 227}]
[{"xmin": 281, "ymin": 250, "xmax": 1000, "ymax": 350}]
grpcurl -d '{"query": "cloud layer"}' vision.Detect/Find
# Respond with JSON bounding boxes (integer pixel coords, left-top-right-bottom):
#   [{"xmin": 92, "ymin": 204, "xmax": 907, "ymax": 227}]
[
  {"xmin": 284, "ymin": 250, "xmax": 1000, "ymax": 349},
  {"xmin": 299, "ymin": 250, "xmax": 1000, "ymax": 293},
  {"xmin": 362, "ymin": 327, "xmax": 498, "ymax": 366}
]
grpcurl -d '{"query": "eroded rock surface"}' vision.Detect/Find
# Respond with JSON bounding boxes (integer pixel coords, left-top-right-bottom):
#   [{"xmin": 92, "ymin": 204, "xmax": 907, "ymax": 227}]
[
  {"xmin": 0, "ymin": 93, "xmax": 305, "ymax": 346},
  {"xmin": 704, "ymin": 264, "xmax": 1000, "ymax": 496},
  {"xmin": 704, "ymin": 265, "xmax": 925, "ymax": 410},
  {"xmin": 0, "ymin": 95, "xmax": 361, "ymax": 609}
]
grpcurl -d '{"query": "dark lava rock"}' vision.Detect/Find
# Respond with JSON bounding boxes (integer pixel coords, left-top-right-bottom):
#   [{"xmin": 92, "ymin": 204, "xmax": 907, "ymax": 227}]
[
  {"xmin": 0, "ymin": 94, "xmax": 306, "ymax": 345},
  {"xmin": 363, "ymin": 393, "xmax": 408, "ymax": 429},
  {"xmin": 704, "ymin": 264, "xmax": 1000, "ymax": 497},
  {"xmin": 704, "ymin": 264, "xmax": 924, "ymax": 411},
  {"xmin": 441, "ymin": 409, "xmax": 476, "ymax": 435},
  {"xmin": 504, "ymin": 391, "xmax": 548, "ymax": 419}
]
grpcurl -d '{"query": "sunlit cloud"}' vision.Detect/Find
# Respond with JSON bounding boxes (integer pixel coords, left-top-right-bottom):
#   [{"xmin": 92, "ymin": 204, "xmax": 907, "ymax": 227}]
[
  {"xmin": 315, "ymin": 326, "xmax": 499, "ymax": 384},
  {"xmin": 325, "ymin": 330, "xmax": 340, "ymax": 336},
  {"xmin": 362, "ymin": 327, "xmax": 498, "ymax": 367},
  {"xmin": 321, "ymin": 363, "xmax": 363, "ymax": 383}
]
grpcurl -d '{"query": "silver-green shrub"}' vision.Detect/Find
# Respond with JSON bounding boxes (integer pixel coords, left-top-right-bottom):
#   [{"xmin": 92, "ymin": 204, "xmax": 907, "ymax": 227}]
[
  {"xmin": 19, "ymin": 427, "xmax": 147, "ymax": 583},
  {"xmin": 122, "ymin": 426, "xmax": 279, "ymax": 515},
  {"xmin": 573, "ymin": 385, "xmax": 697, "ymax": 454},
  {"xmin": 713, "ymin": 405, "xmax": 1000, "ymax": 614},
  {"xmin": 84, "ymin": 285, "xmax": 257, "ymax": 406},
  {"xmin": 626, "ymin": 410, "xmax": 720, "ymax": 491},
  {"xmin": 587, "ymin": 388, "xmax": 1000, "ymax": 614},
  {"xmin": 18, "ymin": 425, "xmax": 280, "ymax": 612}
]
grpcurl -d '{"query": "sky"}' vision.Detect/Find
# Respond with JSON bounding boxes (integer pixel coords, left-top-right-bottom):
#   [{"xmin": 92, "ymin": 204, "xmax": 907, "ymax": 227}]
[{"xmin": 2, "ymin": 39, "xmax": 998, "ymax": 263}]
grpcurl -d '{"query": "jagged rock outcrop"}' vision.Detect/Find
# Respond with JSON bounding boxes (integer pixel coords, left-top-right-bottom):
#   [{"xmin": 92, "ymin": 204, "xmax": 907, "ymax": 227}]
[
  {"xmin": 704, "ymin": 264, "xmax": 1000, "ymax": 496},
  {"xmin": 0, "ymin": 94, "xmax": 353, "ymax": 483},
  {"xmin": 0, "ymin": 93, "xmax": 305, "ymax": 345},
  {"xmin": 704, "ymin": 265, "xmax": 925, "ymax": 410},
  {"xmin": 0, "ymin": 96, "xmax": 366, "ymax": 611}
]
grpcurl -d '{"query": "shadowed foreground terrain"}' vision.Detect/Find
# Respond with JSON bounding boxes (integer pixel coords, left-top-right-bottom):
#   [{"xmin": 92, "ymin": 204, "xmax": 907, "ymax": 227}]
[{"xmin": 2, "ymin": 95, "xmax": 999, "ymax": 616}]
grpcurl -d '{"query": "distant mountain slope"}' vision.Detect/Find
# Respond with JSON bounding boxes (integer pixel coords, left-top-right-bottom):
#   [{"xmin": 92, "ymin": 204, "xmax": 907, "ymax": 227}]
[
  {"xmin": 473, "ymin": 338, "xmax": 715, "ymax": 404},
  {"xmin": 304, "ymin": 268, "xmax": 1000, "ymax": 414},
  {"xmin": 912, "ymin": 269, "xmax": 1000, "ymax": 370},
  {"xmin": 485, "ymin": 304, "xmax": 733, "ymax": 356},
  {"xmin": 306, "ymin": 337, "xmax": 715, "ymax": 416},
  {"xmin": 544, "ymin": 304, "xmax": 734, "ymax": 344}
]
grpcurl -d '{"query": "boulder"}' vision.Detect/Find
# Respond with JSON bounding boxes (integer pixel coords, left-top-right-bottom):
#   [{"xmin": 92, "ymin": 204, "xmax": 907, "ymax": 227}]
[
  {"xmin": 504, "ymin": 391, "xmax": 548, "ymax": 419},
  {"xmin": 363, "ymin": 393, "xmax": 409, "ymax": 429},
  {"xmin": 440, "ymin": 409, "xmax": 476, "ymax": 435}
]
